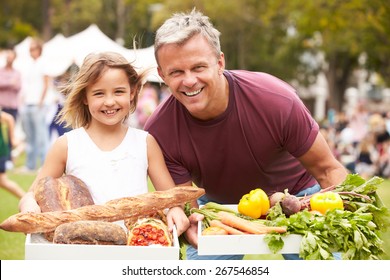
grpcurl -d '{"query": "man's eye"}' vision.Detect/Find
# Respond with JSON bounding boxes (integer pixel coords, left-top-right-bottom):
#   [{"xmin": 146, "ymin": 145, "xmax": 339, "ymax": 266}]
[
  {"xmin": 194, "ymin": 66, "xmax": 206, "ymax": 72},
  {"xmin": 169, "ymin": 70, "xmax": 181, "ymax": 77}
]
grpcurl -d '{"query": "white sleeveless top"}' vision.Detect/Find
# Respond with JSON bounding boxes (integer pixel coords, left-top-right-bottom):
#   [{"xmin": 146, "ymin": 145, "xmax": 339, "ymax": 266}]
[{"xmin": 65, "ymin": 127, "xmax": 148, "ymax": 205}]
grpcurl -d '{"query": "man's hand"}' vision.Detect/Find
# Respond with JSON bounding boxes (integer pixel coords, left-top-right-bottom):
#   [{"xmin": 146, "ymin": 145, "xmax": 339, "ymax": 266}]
[{"xmin": 183, "ymin": 212, "xmax": 204, "ymax": 249}]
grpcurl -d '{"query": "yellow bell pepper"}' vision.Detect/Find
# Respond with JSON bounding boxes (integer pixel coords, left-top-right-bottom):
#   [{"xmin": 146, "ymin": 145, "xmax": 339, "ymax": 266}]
[
  {"xmin": 310, "ymin": 191, "xmax": 344, "ymax": 214},
  {"xmin": 238, "ymin": 188, "xmax": 270, "ymax": 219}
]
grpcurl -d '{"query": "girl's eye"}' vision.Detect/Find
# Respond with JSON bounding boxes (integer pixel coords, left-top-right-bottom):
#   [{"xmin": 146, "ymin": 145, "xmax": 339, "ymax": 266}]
[{"xmin": 115, "ymin": 90, "xmax": 126, "ymax": 95}]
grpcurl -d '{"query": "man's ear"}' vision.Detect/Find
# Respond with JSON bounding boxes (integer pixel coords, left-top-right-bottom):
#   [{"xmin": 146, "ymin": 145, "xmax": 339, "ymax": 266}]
[
  {"xmin": 218, "ymin": 52, "xmax": 225, "ymax": 75},
  {"xmin": 157, "ymin": 66, "xmax": 165, "ymax": 81}
]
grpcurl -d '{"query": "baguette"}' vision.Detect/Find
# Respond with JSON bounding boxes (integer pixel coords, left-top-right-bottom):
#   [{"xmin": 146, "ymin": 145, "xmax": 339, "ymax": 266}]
[{"xmin": 0, "ymin": 186, "xmax": 204, "ymax": 234}]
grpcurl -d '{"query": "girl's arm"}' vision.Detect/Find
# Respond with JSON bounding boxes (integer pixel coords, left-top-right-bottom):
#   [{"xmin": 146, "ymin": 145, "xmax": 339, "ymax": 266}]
[
  {"xmin": 146, "ymin": 134, "xmax": 176, "ymax": 190},
  {"xmin": 19, "ymin": 135, "xmax": 68, "ymax": 213},
  {"xmin": 146, "ymin": 134, "xmax": 190, "ymax": 236}
]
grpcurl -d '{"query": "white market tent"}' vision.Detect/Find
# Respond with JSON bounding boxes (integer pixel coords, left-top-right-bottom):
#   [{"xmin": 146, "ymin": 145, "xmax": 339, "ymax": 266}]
[
  {"xmin": 10, "ymin": 24, "xmax": 161, "ymax": 82},
  {"xmin": 66, "ymin": 24, "xmax": 133, "ymax": 66}
]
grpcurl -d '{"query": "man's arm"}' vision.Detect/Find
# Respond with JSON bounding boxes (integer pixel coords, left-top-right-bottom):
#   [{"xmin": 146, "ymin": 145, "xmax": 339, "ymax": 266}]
[{"xmin": 299, "ymin": 132, "xmax": 348, "ymax": 188}]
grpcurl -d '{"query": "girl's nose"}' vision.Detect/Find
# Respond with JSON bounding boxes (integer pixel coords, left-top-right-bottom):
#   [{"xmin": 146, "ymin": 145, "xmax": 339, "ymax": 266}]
[{"xmin": 104, "ymin": 95, "xmax": 115, "ymax": 106}]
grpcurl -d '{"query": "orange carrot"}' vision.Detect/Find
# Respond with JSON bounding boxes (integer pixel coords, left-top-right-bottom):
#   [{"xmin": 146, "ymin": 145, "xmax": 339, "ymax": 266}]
[
  {"xmin": 216, "ymin": 211, "xmax": 286, "ymax": 234},
  {"xmin": 210, "ymin": 219, "xmax": 245, "ymax": 235}
]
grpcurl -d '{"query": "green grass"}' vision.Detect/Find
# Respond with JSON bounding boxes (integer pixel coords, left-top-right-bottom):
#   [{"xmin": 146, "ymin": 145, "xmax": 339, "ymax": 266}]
[
  {"xmin": 0, "ymin": 172, "xmax": 35, "ymax": 260},
  {"xmin": 1, "ymin": 167, "xmax": 390, "ymax": 260}
]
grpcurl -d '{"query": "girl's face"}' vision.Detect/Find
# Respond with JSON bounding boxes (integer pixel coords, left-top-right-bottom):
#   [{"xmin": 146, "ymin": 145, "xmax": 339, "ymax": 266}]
[{"xmin": 84, "ymin": 68, "xmax": 133, "ymax": 128}]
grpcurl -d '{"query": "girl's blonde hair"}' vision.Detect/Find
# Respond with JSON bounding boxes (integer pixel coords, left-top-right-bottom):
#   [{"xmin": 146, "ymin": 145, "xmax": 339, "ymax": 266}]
[{"xmin": 57, "ymin": 52, "xmax": 148, "ymax": 128}]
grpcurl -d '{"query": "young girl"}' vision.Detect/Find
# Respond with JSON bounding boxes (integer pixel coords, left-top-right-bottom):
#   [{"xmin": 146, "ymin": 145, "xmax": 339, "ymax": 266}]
[
  {"xmin": 0, "ymin": 108, "xmax": 25, "ymax": 198},
  {"xmin": 18, "ymin": 52, "xmax": 189, "ymax": 235}
]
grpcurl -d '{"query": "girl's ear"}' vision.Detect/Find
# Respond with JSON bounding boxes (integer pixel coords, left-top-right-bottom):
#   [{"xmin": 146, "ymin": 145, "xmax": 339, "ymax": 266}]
[{"xmin": 130, "ymin": 90, "xmax": 136, "ymax": 102}]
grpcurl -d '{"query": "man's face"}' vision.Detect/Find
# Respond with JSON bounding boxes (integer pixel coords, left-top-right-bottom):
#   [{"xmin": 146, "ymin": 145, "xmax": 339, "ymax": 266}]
[{"xmin": 157, "ymin": 34, "xmax": 227, "ymax": 120}]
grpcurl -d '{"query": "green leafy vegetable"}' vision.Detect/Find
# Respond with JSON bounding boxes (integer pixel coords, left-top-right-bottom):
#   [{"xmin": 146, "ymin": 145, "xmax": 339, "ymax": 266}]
[{"xmin": 265, "ymin": 174, "xmax": 390, "ymax": 260}]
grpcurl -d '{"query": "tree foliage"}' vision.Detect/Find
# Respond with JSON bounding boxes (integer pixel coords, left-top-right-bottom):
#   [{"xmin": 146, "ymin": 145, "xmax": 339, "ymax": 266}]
[{"xmin": 1, "ymin": 0, "xmax": 389, "ymax": 113}]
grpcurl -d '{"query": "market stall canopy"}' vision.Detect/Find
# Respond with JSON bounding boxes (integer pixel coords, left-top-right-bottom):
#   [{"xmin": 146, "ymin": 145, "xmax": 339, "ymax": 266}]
[{"xmin": 8, "ymin": 24, "xmax": 161, "ymax": 82}]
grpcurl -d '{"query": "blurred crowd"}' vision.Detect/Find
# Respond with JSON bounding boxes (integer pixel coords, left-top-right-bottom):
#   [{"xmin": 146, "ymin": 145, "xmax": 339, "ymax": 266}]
[{"xmin": 320, "ymin": 103, "xmax": 390, "ymax": 179}]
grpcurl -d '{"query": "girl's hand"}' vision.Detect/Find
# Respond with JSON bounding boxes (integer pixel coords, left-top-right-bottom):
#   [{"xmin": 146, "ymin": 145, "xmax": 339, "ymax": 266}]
[
  {"xmin": 19, "ymin": 192, "xmax": 41, "ymax": 213},
  {"xmin": 166, "ymin": 206, "xmax": 190, "ymax": 236}
]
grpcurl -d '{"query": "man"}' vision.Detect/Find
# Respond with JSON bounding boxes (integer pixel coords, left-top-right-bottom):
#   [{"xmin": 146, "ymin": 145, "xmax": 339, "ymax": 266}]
[
  {"xmin": 19, "ymin": 38, "xmax": 51, "ymax": 171},
  {"xmin": 144, "ymin": 9, "xmax": 347, "ymax": 260}
]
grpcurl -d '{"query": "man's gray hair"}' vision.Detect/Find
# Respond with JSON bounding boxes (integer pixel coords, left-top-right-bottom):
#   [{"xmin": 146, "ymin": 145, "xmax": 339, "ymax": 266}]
[{"xmin": 154, "ymin": 9, "xmax": 221, "ymax": 62}]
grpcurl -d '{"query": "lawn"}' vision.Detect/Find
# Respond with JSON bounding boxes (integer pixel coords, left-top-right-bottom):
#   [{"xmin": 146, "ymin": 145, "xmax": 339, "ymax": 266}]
[{"xmin": 1, "ymin": 169, "xmax": 390, "ymax": 260}]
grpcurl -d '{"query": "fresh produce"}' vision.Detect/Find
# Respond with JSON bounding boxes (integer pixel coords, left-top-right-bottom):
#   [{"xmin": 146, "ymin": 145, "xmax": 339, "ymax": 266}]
[
  {"xmin": 309, "ymin": 191, "xmax": 344, "ymax": 214},
  {"xmin": 209, "ymin": 220, "xmax": 245, "ymax": 235},
  {"xmin": 280, "ymin": 193, "xmax": 301, "ymax": 217},
  {"xmin": 217, "ymin": 211, "xmax": 286, "ymax": 234},
  {"xmin": 269, "ymin": 192, "xmax": 285, "ymax": 207},
  {"xmin": 237, "ymin": 188, "xmax": 270, "ymax": 218},
  {"xmin": 264, "ymin": 174, "xmax": 390, "ymax": 260},
  {"xmin": 189, "ymin": 202, "xmax": 286, "ymax": 235},
  {"xmin": 201, "ymin": 226, "xmax": 228, "ymax": 235}
]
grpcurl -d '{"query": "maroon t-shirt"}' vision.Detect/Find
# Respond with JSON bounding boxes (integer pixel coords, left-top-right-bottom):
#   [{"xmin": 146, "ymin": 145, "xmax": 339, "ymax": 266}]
[{"xmin": 145, "ymin": 70, "xmax": 318, "ymax": 203}]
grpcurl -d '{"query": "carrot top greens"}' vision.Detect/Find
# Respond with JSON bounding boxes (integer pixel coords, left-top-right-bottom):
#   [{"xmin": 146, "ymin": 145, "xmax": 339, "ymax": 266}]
[{"xmin": 265, "ymin": 174, "xmax": 390, "ymax": 260}]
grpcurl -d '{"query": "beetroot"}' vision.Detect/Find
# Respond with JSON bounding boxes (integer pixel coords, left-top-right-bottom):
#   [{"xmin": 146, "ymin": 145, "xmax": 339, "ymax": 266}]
[{"xmin": 280, "ymin": 194, "xmax": 301, "ymax": 217}]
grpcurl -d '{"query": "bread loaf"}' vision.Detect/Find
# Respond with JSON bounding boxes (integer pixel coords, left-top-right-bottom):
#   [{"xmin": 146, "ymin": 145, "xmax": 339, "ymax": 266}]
[
  {"xmin": 53, "ymin": 221, "xmax": 127, "ymax": 245},
  {"xmin": 35, "ymin": 175, "xmax": 94, "ymax": 212},
  {"xmin": 0, "ymin": 186, "xmax": 205, "ymax": 233},
  {"xmin": 34, "ymin": 175, "xmax": 94, "ymax": 241}
]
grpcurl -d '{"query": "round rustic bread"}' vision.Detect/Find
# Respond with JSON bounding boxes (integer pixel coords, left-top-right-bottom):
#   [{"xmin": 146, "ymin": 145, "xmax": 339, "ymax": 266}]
[
  {"xmin": 34, "ymin": 175, "xmax": 94, "ymax": 212},
  {"xmin": 34, "ymin": 175, "xmax": 95, "ymax": 241},
  {"xmin": 53, "ymin": 221, "xmax": 127, "ymax": 245}
]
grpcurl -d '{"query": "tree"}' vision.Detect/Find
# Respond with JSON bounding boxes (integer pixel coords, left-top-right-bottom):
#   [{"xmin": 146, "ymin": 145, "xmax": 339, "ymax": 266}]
[
  {"xmin": 362, "ymin": 0, "xmax": 390, "ymax": 86},
  {"xmin": 154, "ymin": 0, "xmax": 390, "ymax": 112}
]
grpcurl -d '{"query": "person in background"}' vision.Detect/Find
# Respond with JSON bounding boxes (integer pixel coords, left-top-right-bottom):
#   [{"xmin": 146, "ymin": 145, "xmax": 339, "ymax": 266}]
[
  {"xmin": 0, "ymin": 48, "xmax": 22, "ymax": 168},
  {"xmin": 144, "ymin": 9, "xmax": 348, "ymax": 260},
  {"xmin": 19, "ymin": 38, "xmax": 51, "ymax": 172},
  {"xmin": 158, "ymin": 84, "xmax": 171, "ymax": 103},
  {"xmin": 0, "ymin": 49, "xmax": 21, "ymax": 121},
  {"xmin": 18, "ymin": 52, "xmax": 189, "ymax": 236},
  {"xmin": 0, "ymin": 108, "xmax": 25, "ymax": 198},
  {"xmin": 48, "ymin": 72, "xmax": 73, "ymax": 143},
  {"xmin": 135, "ymin": 82, "xmax": 159, "ymax": 129},
  {"xmin": 354, "ymin": 135, "xmax": 378, "ymax": 179}
]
